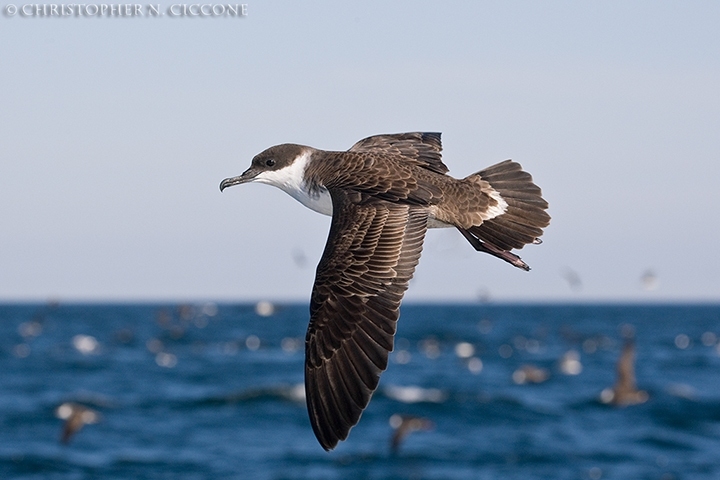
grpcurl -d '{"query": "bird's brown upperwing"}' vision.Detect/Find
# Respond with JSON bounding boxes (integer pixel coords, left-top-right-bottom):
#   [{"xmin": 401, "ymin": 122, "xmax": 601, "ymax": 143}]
[
  {"xmin": 304, "ymin": 188, "xmax": 428, "ymax": 450},
  {"xmin": 348, "ymin": 132, "xmax": 449, "ymax": 175}
]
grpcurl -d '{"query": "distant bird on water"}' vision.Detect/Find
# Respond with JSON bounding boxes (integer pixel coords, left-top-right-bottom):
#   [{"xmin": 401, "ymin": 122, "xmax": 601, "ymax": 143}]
[
  {"xmin": 600, "ymin": 339, "xmax": 649, "ymax": 406},
  {"xmin": 220, "ymin": 132, "xmax": 550, "ymax": 450},
  {"xmin": 513, "ymin": 364, "xmax": 550, "ymax": 384},
  {"xmin": 55, "ymin": 402, "xmax": 101, "ymax": 444}
]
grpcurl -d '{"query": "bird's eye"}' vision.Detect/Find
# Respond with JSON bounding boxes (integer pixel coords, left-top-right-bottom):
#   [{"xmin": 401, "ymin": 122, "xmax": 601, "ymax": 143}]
[{"xmin": 265, "ymin": 159, "xmax": 276, "ymax": 167}]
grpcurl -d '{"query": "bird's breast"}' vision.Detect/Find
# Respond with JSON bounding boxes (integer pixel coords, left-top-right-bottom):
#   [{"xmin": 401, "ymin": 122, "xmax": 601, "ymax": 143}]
[{"xmin": 292, "ymin": 185, "xmax": 333, "ymax": 216}]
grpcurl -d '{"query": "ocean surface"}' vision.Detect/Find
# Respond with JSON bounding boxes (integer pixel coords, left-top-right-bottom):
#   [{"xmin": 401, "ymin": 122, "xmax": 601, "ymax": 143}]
[{"xmin": 1, "ymin": 302, "xmax": 719, "ymax": 480}]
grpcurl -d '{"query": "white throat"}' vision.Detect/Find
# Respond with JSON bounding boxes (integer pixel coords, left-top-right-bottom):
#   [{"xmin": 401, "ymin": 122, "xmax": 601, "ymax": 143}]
[{"xmin": 253, "ymin": 150, "xmax": 333, "ymax": 216}]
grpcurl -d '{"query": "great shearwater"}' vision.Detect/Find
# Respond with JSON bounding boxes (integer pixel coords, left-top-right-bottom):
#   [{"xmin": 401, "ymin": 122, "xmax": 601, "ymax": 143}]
[
  {"xmin": 220, "ymin": 132, "xmax": 550, "ymax": 450},
  {"xmin": 600, "ymin": 339, "xmax": 649, "ymax": 406},
  {"xmin": 55, "ymin": 402, "xmax": 101, "ymax": 444},
  {"xmin": 389, "ymin": 414, "xmax": 434, "ymax": 455}
]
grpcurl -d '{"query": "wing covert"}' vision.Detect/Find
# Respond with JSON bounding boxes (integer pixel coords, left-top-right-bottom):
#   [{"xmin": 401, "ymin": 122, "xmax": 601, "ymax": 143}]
[{"xmin": 348, "ymin": 132, "xmax": 449, "ymax": 175}]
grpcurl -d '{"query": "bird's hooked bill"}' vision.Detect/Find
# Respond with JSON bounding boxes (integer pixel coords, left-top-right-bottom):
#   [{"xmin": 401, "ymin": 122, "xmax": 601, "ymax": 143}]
[{"xmin": 219, "ymin": 168, "xmax": 258, "ymax": 192}]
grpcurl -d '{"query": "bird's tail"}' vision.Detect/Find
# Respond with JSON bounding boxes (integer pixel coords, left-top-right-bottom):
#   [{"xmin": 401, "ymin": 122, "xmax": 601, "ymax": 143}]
[{"xmin": 458, "ymin": 160, "xmax": 550, "ymax": 270}]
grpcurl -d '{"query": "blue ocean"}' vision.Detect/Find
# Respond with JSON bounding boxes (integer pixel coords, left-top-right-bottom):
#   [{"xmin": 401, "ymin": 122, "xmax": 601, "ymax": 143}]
[{"xmin": 1, "ymin": 303, "xmax": 719, "ymax": 479}]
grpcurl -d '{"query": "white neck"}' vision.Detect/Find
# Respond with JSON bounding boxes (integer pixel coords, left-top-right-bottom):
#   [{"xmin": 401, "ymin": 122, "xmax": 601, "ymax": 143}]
[{"xmin": 253, "ymin": 150, "xmax": 333, "ymax": 216}]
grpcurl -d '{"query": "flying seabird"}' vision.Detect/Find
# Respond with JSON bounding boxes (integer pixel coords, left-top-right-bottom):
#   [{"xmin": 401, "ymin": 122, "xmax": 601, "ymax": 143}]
[
  {"xmin": 55, "ymin": 402, "xmax": 101, "ymax": 444},
  {"xmin": 220, "ymin": 132, "xmax": 550, "ymax": 450},
  {"xmin": 600, "ymin": 339, "xmax": 649, "ymax": 406},
  {"xmin": 389, "ymin": 414, "xmax": 434, "ymax": 454}
]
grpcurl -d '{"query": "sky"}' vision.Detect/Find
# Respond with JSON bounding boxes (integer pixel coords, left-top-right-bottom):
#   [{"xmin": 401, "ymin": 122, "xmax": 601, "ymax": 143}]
[{"xmin": 1, "ymin": 1, "xmax": 719, "ymax": 303}]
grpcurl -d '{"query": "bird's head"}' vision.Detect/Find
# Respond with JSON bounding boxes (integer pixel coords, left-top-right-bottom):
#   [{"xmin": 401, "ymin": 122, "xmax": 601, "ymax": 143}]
[{"xmin": 220, "ymin": 143, "xmax": 310, "ymax": 192}]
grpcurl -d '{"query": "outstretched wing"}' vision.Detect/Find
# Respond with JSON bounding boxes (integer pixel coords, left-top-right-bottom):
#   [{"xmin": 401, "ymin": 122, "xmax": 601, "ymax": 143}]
[
  {"xmin": 616, "ymin": 340, "xmax": 637, "ymax": 392},
  {"xmin": 348, "ymin": 132, "xmax": 449, "ymax": 175},
  {"xmin": 305, "ymin": 189, "xmax": 428, "ymax": 450}
]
